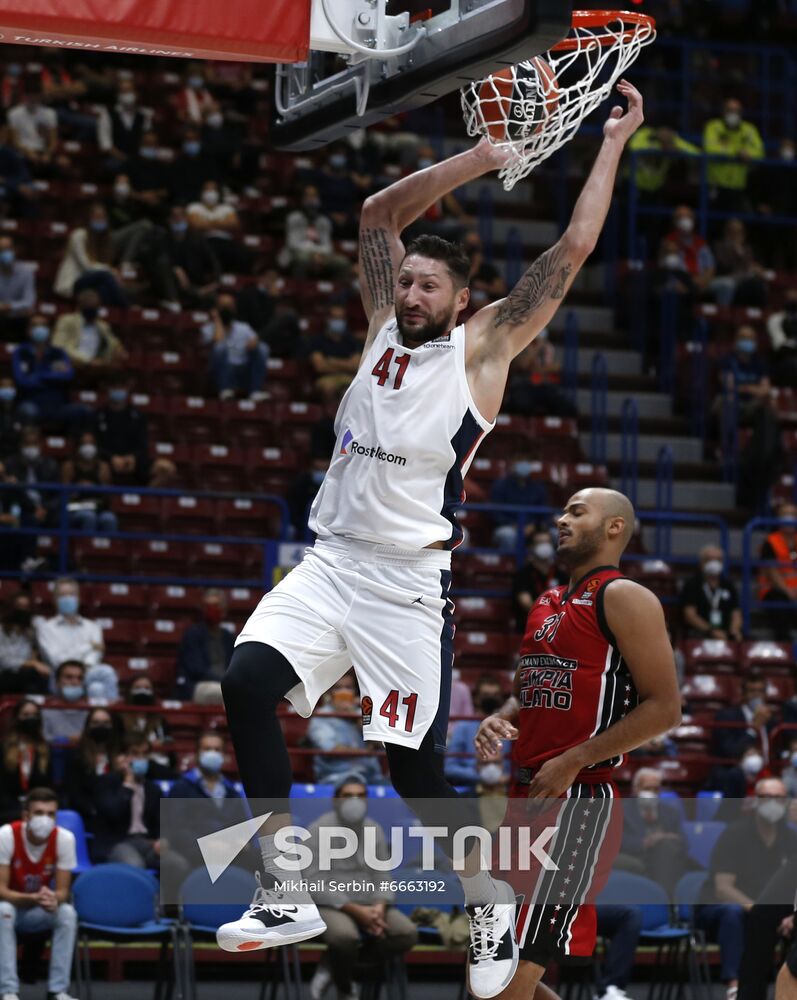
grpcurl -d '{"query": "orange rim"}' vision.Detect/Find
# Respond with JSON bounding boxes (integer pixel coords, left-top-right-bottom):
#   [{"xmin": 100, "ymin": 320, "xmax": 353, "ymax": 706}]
[{"xmin": 551, "ymin": 9, "xmax": 656, "ymax": 51}]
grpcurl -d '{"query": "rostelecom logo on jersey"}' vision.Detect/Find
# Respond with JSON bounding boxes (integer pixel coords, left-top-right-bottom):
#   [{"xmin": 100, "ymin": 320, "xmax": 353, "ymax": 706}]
[{"xmin": 339, "ymin": 429, "xmax": 407, "ymax": 466}]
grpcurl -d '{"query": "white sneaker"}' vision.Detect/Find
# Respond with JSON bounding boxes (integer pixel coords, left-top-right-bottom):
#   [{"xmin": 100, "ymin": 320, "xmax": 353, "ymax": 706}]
[
  {"xmin": 47, "ymin": 993, "xmax": 79, "ymax": 1000},
  {"xmin": 216, "ymin": 871, "xmax": 327, "ymax": 952},
  {"xmin": 596, "ymin": 987, "xmax": 632, "ymax": 1000},
  {"xmin": 310, "ymin": 961, "xmax": 333, "ymax": 1000},
  {"xmin": 465, "ymin": 880, "xmax": 519, "ymax": 999}
]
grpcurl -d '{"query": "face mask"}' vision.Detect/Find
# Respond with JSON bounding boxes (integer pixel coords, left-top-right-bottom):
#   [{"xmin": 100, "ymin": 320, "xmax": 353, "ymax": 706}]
[
  {"xmin": 327, "ymin": 318, "xmax": 347, "ymax": 335},
  {"xmin": 338, "ymin": 797, "xmax": 367, "ymax": 824},
  {"xmin": 27, "ymin": 814, "xmax": 55, "ymax": 840},
  {"xmin": 60, "ymin": 684, "xmax": 84, "ymax": 702},
  {"xmin": 329, "ymin": 154, "xmax": 347, "ymax": 170},
  {"xmin": 183, "ymin": 140, "xmax": 201, "ymax": 157},
  {"xmin": 781, "ymin": 147, "xmax": 796, "ymax": 162},
  {"xmin": 724, "ymin": 111, "xmax": 741, "ymax": 129},
  {"xmin": 79, "ymin": 443, "xmax": 97, "ymax": 462},
  {"xmin": 703, "ymin": 559, "xmax": 723, "ymax": 577},
  {"xmin": 139, "ymin": 146, "xmax": 158, "ymax": 160},
  {"xmin": 170, "ymin": 220, "xmax": 188, "ymax": 235},
  {"xmin": 114, "ymin": 183, "xmax": 130, "ymax": 199},
  {"xmin": 757, "ymin": 799, "xmax": 786, "ymax": 824},
  {"xmin": 676, "ymin": 216, "xmax": 694, "ymax": 233},
  {"xmin": 736, "ymin": 340, "xmax": 756, "ymax": 355},
  {"xmin": 418, "ymin": 158, "xmax": 434, "ymax": 170},
  {"xmin": 0, "ymin": 387, "xmax": 15, "ymax": 402},
  {"xmin": 131, "ymin": 757, "xmax": 149, "ymax": 777},
  {"xmin": 533, "ymin": 542, "xmax": 555, "ymax": 562},
  {"xmin": 206, "ymin": 112, "xmax": 223, "ymax": 129},
  {"xmin": 218, "ymin": 307, "xmax": 235, "ymax": 325},
  {"xmin": 513, "ymin": 461, "xmax": 534, "ymax": 478},
  {"xmin": 199, "ymin": 749, "xmax": 224, "ymax": 774},
  {"xmin": 742, "ymin": 752, "xmax": 764, "ymax": 777},
  {"xmin": 89, "ymin": 725, "xmax": 113, "ymax": 743},
  {"xmin": 82, "ymin": 307, "xmax": 98, "ymax": 323},
  {"xmin": 21, "ymin": 445, "xmax": 39, "ymax": 462},
  {"xmin": 311, "ymin": 469, "xmax": 326, "ymax": 485},
  {"xmin": 479, "ymin": 696, "xmax": 502, "ymax": 716},
  {"xmin": 118, "ymin": 92, "xmax": 137, "ymax": 107},
  {"xmin": 202, "ymin": 189, "xmax": 220, "ymax": 207},
  {"xmin": 131, "ymin": 689, "xmax": 154, "ymax": 705},
  {"xmin": 0, "ymin": 249, "xmax": 15, "ymax": 266},
  {"xmin": 478, "ymin": 763, "xmax": 504, "ymax": 786},
  {"xmin": 17, "ymin": 716, "xmax": 41, "ymax": 737},
  {"xmin": 203, "ymin": 604, "xmax": 223, "ymax": 625},
  {"xmin": 188, "ymin": 76, "xmax": 204, "ymax": 89},
  {"xmin": 663, "ymin": 253, "xmax": 682, "ymax": 270},
  {"xmin": 108, "ymin": 388, "xmax": 128, "ymax": 405},
  {"xmin": 30, "ymin": 324, "xmax": 49, "ymax": 344},
  {"xmin": 90, "ymin": 220, "xmax": 108, "ymax": 233},
  {"xmin": 57, "ymin": 594, "xmax": 79, "ymax": 617}
]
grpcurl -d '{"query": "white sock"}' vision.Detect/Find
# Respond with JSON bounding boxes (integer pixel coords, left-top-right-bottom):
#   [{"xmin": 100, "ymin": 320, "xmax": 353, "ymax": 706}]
[{"xmin": 459, "ymin": 870, "xmax": 498, "ymax": 907}]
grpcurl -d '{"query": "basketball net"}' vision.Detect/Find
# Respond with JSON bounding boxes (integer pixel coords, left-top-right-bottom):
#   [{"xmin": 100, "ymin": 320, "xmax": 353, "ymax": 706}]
[{"xmin": 461, "ymin": 10, "xmax": 656, "ymax": 191}]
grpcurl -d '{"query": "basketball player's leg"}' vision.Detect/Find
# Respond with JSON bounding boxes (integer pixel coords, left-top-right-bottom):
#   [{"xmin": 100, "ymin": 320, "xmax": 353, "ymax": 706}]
[{"xmin": 493, "ymin": 961, "xmax": 559, "ymax": 1000}]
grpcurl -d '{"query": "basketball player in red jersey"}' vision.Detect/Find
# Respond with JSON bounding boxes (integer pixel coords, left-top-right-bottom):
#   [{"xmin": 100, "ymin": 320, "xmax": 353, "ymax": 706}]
[{"xmin": 475, "ymin": 487, "xmax": 682, "ymax": 1000}]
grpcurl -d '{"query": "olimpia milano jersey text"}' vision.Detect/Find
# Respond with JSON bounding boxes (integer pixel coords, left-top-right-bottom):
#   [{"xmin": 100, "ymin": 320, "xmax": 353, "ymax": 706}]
[{"xmin": 309, "ymin": 318, "xmax": 495, "ymax": 550}]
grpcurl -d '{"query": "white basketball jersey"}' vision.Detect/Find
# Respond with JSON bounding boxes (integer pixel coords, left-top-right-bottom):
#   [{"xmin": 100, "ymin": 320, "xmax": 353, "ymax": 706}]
[{"xmin": 309, "ymin": 318, "xmax": 495, "ymax": 550}]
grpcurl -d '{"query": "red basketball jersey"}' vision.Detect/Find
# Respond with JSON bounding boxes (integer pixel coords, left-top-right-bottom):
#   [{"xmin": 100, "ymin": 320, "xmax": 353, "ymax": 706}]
[
  {"xmin": 9, "ymin": 820, "xmax": 57, "ymax": 893},
  {"xmin": 514, "ymin": 565, "xmax": 638, "ymax": 779}
]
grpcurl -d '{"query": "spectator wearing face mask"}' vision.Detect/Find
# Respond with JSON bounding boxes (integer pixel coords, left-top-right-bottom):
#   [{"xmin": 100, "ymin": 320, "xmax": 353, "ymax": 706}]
[
  {"xmin": 278, "ymin": 185, "xmax": 351, "ymax": 279},
  {"xmin": 305, "ymin": 773, "xmax": 417, "ymax": 1000},
  {"xmin": 54, "ymin": 204, "xmax": 129, "ymax": 308},
  {"xmin": 11, "ymin": 314, "xmax": 75, "ymax": 425},
  {"xmin": 151, "ymin": 205, "xmax": 221, "ymax": 310},
  {"xmin": 90, "ymin": 737, "xmax": 162, "ymax": 867},
  {"xmin": 0, "ymin": 234, "xmax": 35, "ymax": 340},
  {"xmin": 512, "ymin": 529, "xmax": 565, "ymax": 631},
  {"xmin": 95, "ymin": 78, "xmax": 152, "ymax": 170},
  {"xmin": 402, "ymin": 144, "xmax": 472, "ymax": 242},
  {"xmin": 505, "ymin": 330, "xmax": 576, "ymax": 418},
  {"xmin": 0, "ymin": 787, "xmax": 78, "ymax": 1000},
  {"xmin": 202, "ymin": 293, "xmax": 269, "ymax": 401},
  {"xmin": 93, "ymin": 376, "xmax": 148, "ymax": 485},
  {"xmin": 680, "ymin": 544, "xmax": 743, "ymax": 641},
  {"xmin": 758, "ymin": 502, "xmax": 797, "ymax": 639},
  {"xmin": 4, "ymin": 425, "xmax": 61, "ymax": 533},
  {"xmin": 122, "ymin": 678, "xmax": 174, "ymax": 776},
  {"xmin": 662, "ymin": 206, "xmax": 715, "ymax": 289},
  {"xmin": 445, "ymin": 675, "xmax": 511, "ymax": 787},
  {"xmin": 187, "ymin": 180, "xmax": 248, "ymax": 273},
  {"xmin": 713, "ymin": 675, "xmax": 774, "ymax": 763},
  {"xmin": 34, "ymin": 579, "xmax": 119, "ymax": 703},
  {"xmin": 236, "ymin": 263, "xmax": 300, "ymax": 358},
  {"xmin": 174, "ymin": 67, "xmax": 215, "ymax": 124},
  {"xmin": 0, "ymin": 458, "xmax": 36, "ymax": 571},
  {"xmin": 170, "ymin": 126, "xmax": 221, "ymax": 205},
  {"xmin": 316, "ymin": 144, "xmax": 370, "ymax": 236},
  {"xmin": 200, "ymin": 103, "xmax": 241, "ymax": 178},
  {"xmin": 61, "ymin": 430, "xmax": 118, "ymax": 534},
  {"xmin": 696, "ymin": 778, "xmax": 797, "ymax": 1000},
  {"xmin": 0, "ymin": 701, "xmax": 53, "ymax": 823},
  {"xmin": 766, "ymin": 290, "xmax": 797, "ymax": 388},
  {"xmin": 41, "ymin": 661, "xmax": 89, "ymax": 743},
  {"xmin": 103, "ymin": 173, "xmax": 156, "ymax": 267},
  {"xmin": 303, "ymin": 303, "xmax": 361, "ymax": 400},
  {"xmin": 174, "ymin": 589, "xmax": 235, "ymax": 703},
  {"xmin": 0, "ymin": 596, "xmax": 51, "ymax": 695},
  {"xmin": 489, "ymin": 452, "xmax": 550, "ymax": 551},
  {"xmin": 619, "ymin": 768, "xmax": 689, "ymax": 897},
  {"xmin": 287, "ymin": 456, "xmax": 329, "ymax": 539},
  {"xmin": 0, "ymin": 377, "xmax": 22, "ymax": 457},
  {"xmin": 52, "ymin": 289, "xmax": 126, "ymax": 374},
  {"xmin": 306, "ymin": 673, "xmax": 385, "ymax": 785},
  {"xmin": 710, "ymin": 219, "xmax": 768, "ymax": 309},
  {"xmin": 126, "ymin": 130, "xmax": 171, "ymax": 222},
  {"xmin": 627, "ymin": 124, "xmax": 701, "ymax": 197},
  {"xmin": 703, "ymin": 98, "xmax": 765, "ymax": 212},
  {"xmin": 62, "ymin": 707, "xmax": 124, "ymax": 821}
]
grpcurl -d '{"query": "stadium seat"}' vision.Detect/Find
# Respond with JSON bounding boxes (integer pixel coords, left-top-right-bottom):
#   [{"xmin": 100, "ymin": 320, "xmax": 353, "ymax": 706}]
[
  {"xmin": 740, "ymin": 640, "xmax": 795, "ymax": 675},
  {"xmin": 681, "ymin": 673, "xmax": 733, "ymax": 706},
  {"xmin": 191, "ymin": 444, "xmax": 246, "ymax": 492},
  {"xmin": 190, "ymin": 541, "xmax": 260, "ymax": 580},
  {"xmin": 72, "ymin": 537, "xmax": 133, "ymax": 575},
  {"xmin": 98, "ymin": 618, "xmax": 139, "ymax": 656},
  {"xmin": 681, "ymin": 638, "xmax": 739, "ymax": 674},
  {"xmin": 148, "ymin": 585, "xmax": 198, "ymax": 622},
  {"xmin": 455, "ymin": 631, "xmax": 518, "ymax": 669},
  {"xmin": 170, "ymin": 396, "xmax": 222, "ymax": 443},
  {"xmin": 453, "ymin": 596, "xmax": 514, "ymax": 631},
  {"xmin": 56, "ymin": 810, "xmax": 93, "ymax": 873},
  {"xmin": 245, "ymin": 446, "xmax": 300, "ymax": 493},
  {"xmin": 138, "ymin": 619, "xmax": 182, "ymax": 657},
  {"xmin": 132, "ymin": 539, "xmax": 193, "ymax": 577},
  {"xmin": 215, "ymin": 497, "xmax": 282, "ymax": 538},
  {"xmin": 161, "ymin": 496, "xmax": 217, "ymax": 535},
  {"xmin": 110, "ymin": 492, "xmax": 162, "ymax": 533},
  {"xmin": 456, "ymin": 551, "xmax": 516, "ymax": 590},
  {"xmin": 695, "ymin": 791, "xmax": 724, "ymax": 822},
  {"xmin": 130, "ymin": 394, "xmax": 171, "ymax": 439},
  {"xmin": 683, "ymin": 821, "xmax": 725, "ymax": 870},
  {"xmin": 221, "ymin": 397, "xmax": 276, "ymax": 443},
  {"xmin": 89, "ymin": 582, "xmax": 148, "ymax": 620}
]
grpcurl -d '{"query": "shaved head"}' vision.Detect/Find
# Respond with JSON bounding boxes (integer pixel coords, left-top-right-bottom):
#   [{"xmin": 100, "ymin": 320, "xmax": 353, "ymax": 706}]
[
  {"xmin": 556, "ymin": 487, "xmax": 636, "ymax": 571},
  {"xmin": 591, "ymin": 488, "xmax": 636, "ymax": 549}
]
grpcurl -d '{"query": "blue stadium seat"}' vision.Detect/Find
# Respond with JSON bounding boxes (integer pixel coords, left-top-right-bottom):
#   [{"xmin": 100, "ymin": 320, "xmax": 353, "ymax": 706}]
[
  {"xmin": 659, "ymin": 789, "xmax": 686, "ymax": 823},
  {"xmin": 56, "ymin": 810, "xmax": 92, "ymax": 874},
  {"xmin": 683, "ymin": 821, "xmax": 725, "ymax": 870},
  {"xmin": 695, "ymin": 790, "xmax": 723, "ymax": 822}
]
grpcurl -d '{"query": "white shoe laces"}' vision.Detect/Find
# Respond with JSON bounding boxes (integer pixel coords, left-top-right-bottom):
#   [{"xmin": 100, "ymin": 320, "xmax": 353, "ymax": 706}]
[
  {"xmin": 468, "ymin": 903, "xmax": 503, "ymax": 962},
  {"xmin": 244, "ymin": 871, "xmax": 298, "ymax": 921}
]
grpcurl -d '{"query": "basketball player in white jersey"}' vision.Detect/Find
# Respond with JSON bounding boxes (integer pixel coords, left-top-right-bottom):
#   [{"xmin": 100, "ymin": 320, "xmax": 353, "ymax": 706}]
[{"xmin": 217, "ymin": 80, "xmax": 644, "ymax": 999}]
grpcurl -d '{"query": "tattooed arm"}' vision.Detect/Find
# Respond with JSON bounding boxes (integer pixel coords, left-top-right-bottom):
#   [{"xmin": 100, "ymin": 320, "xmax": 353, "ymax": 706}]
[{"xmin": 467, "ymin": 80, "xmax": 644, "ymax": 363}]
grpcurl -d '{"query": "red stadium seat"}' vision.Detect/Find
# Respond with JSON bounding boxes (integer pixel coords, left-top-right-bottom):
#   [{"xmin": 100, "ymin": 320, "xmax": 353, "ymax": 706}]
[
  {"xmin": 765, "ymin": 676, "xmax": 794, "ymax": 702},
  {"xmin": 455, "ymin": 631, "xmax": 519, "ymax": 669},
  {"xmin": 149, "ymin": 442, "xmax": 195, "ymax": 482},
  {"xmin": 97, "ymin": 618, "xmax": 139, "ymax": 656},
  {"xmin": 739, "ymin": 640, "xmax": 795, "ymax": 675},
  {"xmin": 148, "ymin": 584, "xmax": 199, "ymax": 623},
  {"xmin": 110, "ymin": 656, "xmax": 176, "ymax": 696},
  {"xmin": 246, "ymin": 446, "xmax": 300, "ymax": 493},
  {"xmin": 109, "ymin": 493, "xmax": 162, "ymax": 533},
  {"xmin": 89, "ymin": 582, "xmax": 148, "ymax": 619},
  {"xmin": 455, "ymin": 508, "xmax": 494, "ymax": 547},
  {"xmin": 224, "ymin": 587, "xmax": 260, "ymax": 624},
  {"xmin": 456, "ymin": 551, "xmax": 516, "ymax": 589},
  {"xmin": 681, "ymin": 673, "xmax": 733, "ymax": 706},
  {"xmin": 132, "ymin": 539, "xmax": 192, "ymax": 577},
  {"xmin": 161, "ymin": 496, "xmax": 217, "ymax": 535},
  {"xmin": 138, "ymin": 351, "xmax": 196, "ymax": 395},
  {"xmin": 681, "ymin": 638, "xmax": 739, "ymax": 674},
  {"xmin": 215, "ymin": 497, "xmax": 282, "ymax": 538},
  {"xmin": 190, "ymin": 541, "xmax": 261, "ymax": 580},
  {"xmin": 453, "ymin": 597, "xmax": 514, "ymax": 631},
  {"xmin": 72, "ymin": 537, "xmax": 133, "ymax": 575},
  {"xmin": 192, "ymin": 444, "xmax": 246, "ymax": 492},
  {"xmin": 138, "ymin": 618, "xmax": 182, "ymax": 656},
  {"xmin": 130, "ymin": 394, "xmax": 171, "ymax": 439},
  {"xmin": 170, "ymin": 397, "xmax": 222, "ymax": 443},
  {"xmin": 222, "ymin": 398, "xmax": 277, "ymax": 444}
]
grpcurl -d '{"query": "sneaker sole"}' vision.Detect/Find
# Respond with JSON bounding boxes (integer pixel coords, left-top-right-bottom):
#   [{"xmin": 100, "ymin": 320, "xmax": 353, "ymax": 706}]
[
  {"xmin": 466, "ymin": 949, "xmax": 519, "ymax": 1000},
  {"xmin": 217, "ymin": 918, "xmax": 327, "ymax": 952}
]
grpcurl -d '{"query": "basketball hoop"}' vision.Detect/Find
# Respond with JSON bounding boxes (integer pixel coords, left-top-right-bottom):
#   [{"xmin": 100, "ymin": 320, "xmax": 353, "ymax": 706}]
[{"xmin": 461, "ymin": 9, "xmax": 656, "ymax": 190}]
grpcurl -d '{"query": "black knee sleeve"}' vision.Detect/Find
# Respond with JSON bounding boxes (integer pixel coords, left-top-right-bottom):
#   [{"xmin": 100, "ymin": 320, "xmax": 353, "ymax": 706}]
[{"xmin": 222, "ymin": 641, "xmax": 301, "ymax": 801}]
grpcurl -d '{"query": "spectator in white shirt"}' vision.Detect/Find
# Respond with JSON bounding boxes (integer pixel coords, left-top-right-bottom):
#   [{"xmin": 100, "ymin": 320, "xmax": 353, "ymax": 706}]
[
  {"xmin": 201, "ymin": 293, "xmax": 269, "ymax": 401},
  {"xmin": 7, "ymin": 83, "xmax": 58, "ymax": 168},
  {"xmin": 0, "ymin": 787, "xmax": 78, "ymax": 1000},
  {"xmin": 278, "ymin": 184, "xmax": 351, "ymax": 279},
  {"xmin": 33, "ymin": 578, "xmax": 118, "ymax": 701},
  {"xmin": 186, "ymin": 180, "xmax": 248, "ymax": 273}
]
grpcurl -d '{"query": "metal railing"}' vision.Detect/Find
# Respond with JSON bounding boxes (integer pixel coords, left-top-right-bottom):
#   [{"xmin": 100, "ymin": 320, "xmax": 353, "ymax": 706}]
[{"xmin": 590, "ymin": 352, "xmax": 608, "ymax": 466}]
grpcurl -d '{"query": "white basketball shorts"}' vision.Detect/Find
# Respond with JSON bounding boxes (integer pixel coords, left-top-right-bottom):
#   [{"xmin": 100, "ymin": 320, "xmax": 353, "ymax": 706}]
[{"xmin": 235, "ymin": 536, "xmax": 455, "ymax": 751}]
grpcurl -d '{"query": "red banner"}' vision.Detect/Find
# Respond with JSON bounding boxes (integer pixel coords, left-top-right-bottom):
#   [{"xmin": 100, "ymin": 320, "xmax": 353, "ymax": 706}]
[{"xmin": 0, "ymin": 0, "xmax": 311, "ymax": 63}]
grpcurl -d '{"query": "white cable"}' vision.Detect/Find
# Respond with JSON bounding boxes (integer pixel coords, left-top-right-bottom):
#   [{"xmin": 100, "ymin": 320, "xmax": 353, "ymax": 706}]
[{"xmin": 320, "ymin": 0, "xmax": 426, "ymax": 58}]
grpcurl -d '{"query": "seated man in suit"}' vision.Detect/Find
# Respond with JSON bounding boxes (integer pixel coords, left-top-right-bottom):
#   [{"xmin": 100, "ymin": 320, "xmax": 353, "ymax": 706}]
[
  {"xmin": 619, "ymin": 767, "xmax": 689, "ymax": 897},
  {"xmin": 712, "ymin": 675, "xmax": 774, "ymax": 762}
]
